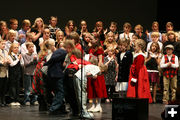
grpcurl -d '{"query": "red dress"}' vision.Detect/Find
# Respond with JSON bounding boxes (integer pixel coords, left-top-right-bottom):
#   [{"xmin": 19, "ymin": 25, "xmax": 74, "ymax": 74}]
[
  {"xmin": 87, "ymin": 47, "xmax": 107, "ymax": 99},
  {"xmin": 126, "ymin": 53, "xmax": 152, "ymax": 103}
]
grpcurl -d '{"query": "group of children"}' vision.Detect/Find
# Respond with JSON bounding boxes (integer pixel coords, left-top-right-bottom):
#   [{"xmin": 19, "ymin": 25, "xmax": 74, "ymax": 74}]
[{"xmin": 0, "ymin": 17, "xmax": 180, "ymax": 119}]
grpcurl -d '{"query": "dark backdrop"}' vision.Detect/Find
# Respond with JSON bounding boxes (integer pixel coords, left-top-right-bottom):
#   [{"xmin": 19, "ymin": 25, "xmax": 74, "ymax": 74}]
[{"xmin": 0, "ymin": 0, "xmax": 159, "ymax": 32}]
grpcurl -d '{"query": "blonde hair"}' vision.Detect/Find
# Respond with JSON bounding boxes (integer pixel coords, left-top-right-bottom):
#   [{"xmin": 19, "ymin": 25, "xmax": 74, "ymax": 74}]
[
  {"xmin": 25, "ymin": 42, "xmax": 34, "ymax": 48},
  {"xmin": 123, "ymin": 22, "xmax": 132, "ymax": 29},
  {"xmin": 118, "ymin": 38, "xmax": 130, "ymax": 51},
  {"xmin": 134, "ymin": 24, "xmax": 143, "ymax": 32},
  {"xmin": 32, "ymin": 17, "xmax": 44, "ymax": 29},
  {"xmin": 104, "ymin": 31, "xmax": 117, "ymax": 46},
  {"xmin": 7, "ymin": 29, "xmax": 16, "ymax": 40},
  {"xmin": 99, "ymin": 64, "xmax": 108, "ymax": 74},
  {"xmin": 135, "ymin": 39, "xmax": 146, "ymax": 52},
  {"xmin": 8, "ymin": 43, "xmax": 19, "ymax": 55},
  {"xmin": 151, "ymin": 32, "xmax": 160, "ymax": 37},
  {"xmin": 22, "ymin": 19, "xmax": 31, "ymax": 27},
  {"xmin": 26, "ymin": 32, "xmax": 33, "ymax": 38},
  {"xmin": 56, "ymin": 30, "xmax": 64, "ymax": 41},
  {"xmin": 152, "ymin": 21, "xmax": 159, "ymax": 27}
]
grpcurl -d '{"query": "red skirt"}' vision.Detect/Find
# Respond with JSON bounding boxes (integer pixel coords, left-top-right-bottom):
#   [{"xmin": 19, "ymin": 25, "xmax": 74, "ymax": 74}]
[
  {"xmin": 127, "ymin": 66, "xmax": 152, "ymax": 103},
  {"xmin": 87, "ymin": 75, "xmax": 107, "ymax": 99}
]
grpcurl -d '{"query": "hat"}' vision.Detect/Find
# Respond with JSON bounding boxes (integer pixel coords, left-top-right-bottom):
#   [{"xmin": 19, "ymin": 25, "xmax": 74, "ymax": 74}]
[{"xmin": 165, "ymin": 44, "xmax": 174, "ymax": 50}]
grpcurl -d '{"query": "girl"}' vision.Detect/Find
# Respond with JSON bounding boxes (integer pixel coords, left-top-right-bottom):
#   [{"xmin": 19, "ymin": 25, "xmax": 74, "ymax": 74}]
[
  {"xmin": 9, "ymin": 18, "xmax": 19, "ymax": 41},
  {"xmin": 103, "ymin": 31, "xmax": 118, "ymax": 54},
  {"xmin": 104, "ymin": 22, "xmax": 119, "ymax": 41},
  {"xmin": 79, "ymin": 20, "xmax": 88, "ymax": 38},
  {"xmin": 55, "ymin": 30, "xmax": 65, "ymax": 49},
  {"xmin": 87, "ymin": 35, "xmax": 107, "ymax": 112},
  {"xmin": 126, "ymin": 39, "xmax": 152, "ymax": 103},
  {"xmin": 116, "ymin": 39, "xmax": 133, "ymax": 97},
  {"xmin": 119, "ymin": 22, "xmax": 134, "ymax": 41},
  {"xmin": 0, "ymin": 39, "xmax": 10, "ymax": 106},
  {"xmin": 145, "ymin": 42, "xmax": 162, "ymax": 103},
  {"xmin": 65, "ymin": 20, "xmax": 77, "ymax": 37},
  {"xmin": 8, "ymin": 43, "xmax": 24, "ymax": 106},
  {"xmin": 31, "ymin": 17, "xmax": 44, "ymax": 53},
  {"xmin": 104, "ymin": 48, "xmax": 118, "ymax": 102},
  {"xmin": 0, "ymin": 21, "xmax": 9, "ymax": 40},
  {"xmin": 130, "ymin": 34, "xmax": 138, "ymax": 52},
  {"xmin": 93, "ymin": 21, "xmax": 105, "ymax": 46}
]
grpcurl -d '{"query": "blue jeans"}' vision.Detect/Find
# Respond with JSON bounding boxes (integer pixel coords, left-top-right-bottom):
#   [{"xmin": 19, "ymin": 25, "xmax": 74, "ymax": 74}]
[
  {"xmin": 49, "ymin": 77, "xmax": 64, "ymax": 112},
  {"xmin": 24, "ymin": 74, "xmax": 38, "ymax": 103}
]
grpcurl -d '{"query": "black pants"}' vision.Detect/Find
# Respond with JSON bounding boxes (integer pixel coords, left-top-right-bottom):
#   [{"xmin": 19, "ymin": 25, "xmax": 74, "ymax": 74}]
[
  {"xmin": 106, "ymin": 85, "xmax": 115, "ymax": 99},
  {"xmin": 0, "ymin": 77, "xmax": 8, "ymax": 104},
  {"xmin": 64, "ymin": 69, "xmax": 79, "ymax": 115}
]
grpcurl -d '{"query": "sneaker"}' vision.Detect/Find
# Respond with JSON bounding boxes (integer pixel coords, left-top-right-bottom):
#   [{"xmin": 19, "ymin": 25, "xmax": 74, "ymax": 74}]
[
  {"xmin": 33, "ymin": 101, "xmax": 39, "ymax": 105},
  {"xmin": 80, "ymin": 111, "xmax": 94, "ymax": 119},
  {"xmin": 91, "ymin": 106, "xmax": 102, "ymax": 113},
  {"xmin": 87, "ymin": 105, "xmax": 95, "ymax": 112},
  {"xmin": 25, "ymin": 102, "xmax": 30, "ymax": 106}
]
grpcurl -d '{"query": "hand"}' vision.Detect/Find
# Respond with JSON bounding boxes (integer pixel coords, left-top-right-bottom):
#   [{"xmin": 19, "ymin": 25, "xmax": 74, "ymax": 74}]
[
  {"xmin": 167, "ymin": 62, "xmax": 172, "ymax": 67},
  {"xmin": 33, "ymin": 55, "xmax": 37, "ymax": 60},
  {"xmin": 115, "ymin": 76, "xmax": 118, "ymax": 82},
  {"xmin": 7, "ymin": 58, "xmax": 11, "ymax": 64},
  {"xmin": 18, "ymin": 54, "xmax": 22, "ymax": 60},
  {"xmin": 93, "ymin": 75, "xmax": 97, "ymax": 79}
]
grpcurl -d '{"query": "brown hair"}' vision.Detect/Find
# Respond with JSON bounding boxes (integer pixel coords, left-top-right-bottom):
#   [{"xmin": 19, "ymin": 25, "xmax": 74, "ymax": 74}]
[
  {"xmin": 135, "ymin": 39, "xmax": 146, "ymax": 52},
  {"xmin": 150, "ymin": 42, "xmax": 160, "ymax": 53}
]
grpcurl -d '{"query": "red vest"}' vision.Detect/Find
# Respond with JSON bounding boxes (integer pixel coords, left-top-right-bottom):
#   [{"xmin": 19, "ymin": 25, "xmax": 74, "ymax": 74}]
[{"xmin": 163, "ymin": 54, "xmax": 178, "ymax": 78}]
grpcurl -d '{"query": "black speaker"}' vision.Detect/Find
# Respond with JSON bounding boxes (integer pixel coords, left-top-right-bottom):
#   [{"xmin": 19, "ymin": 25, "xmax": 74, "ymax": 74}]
[{"xmin": 112, "ymin": 98, "xmax": 149, "ymax": 120}]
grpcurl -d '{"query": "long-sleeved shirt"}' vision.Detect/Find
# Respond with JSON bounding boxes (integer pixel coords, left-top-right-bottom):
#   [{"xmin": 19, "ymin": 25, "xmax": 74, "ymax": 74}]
[
  {"xmin": 160, "ymin": 54, "xmax": 179, "ymax": 68},
  {"xmin": 20, "ymin": 42, "xmax": 37, "ymax": 55},
  {"xmin": 8, "ymin": 52, "xmax": 24, "ymax": 67}
]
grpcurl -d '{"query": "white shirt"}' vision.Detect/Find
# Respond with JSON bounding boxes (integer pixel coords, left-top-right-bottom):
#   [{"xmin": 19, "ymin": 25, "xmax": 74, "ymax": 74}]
[
  {"xmin": 119, "ymin": 33, "xmax": 134, "ymax": 41},
  {"xmin": 5, "ymin": 40, "xmax": 19, "ymax": 53},
  {"xmin": 20, "ymin": 42, "xmax": 37, "ymax": 55},
  {"xmin": 75, "ymin": 64, "xmax": 100, "ymax": 80},
  {"xmin": 39, "ymin": 37, "xmax": 54, "ymax": 46},
  {"xmin": 160, "ymin": 54, "xmax": 179, "ymax": 68},
  {"xmin": 8, "ymin": 52, "xmax": 24, "ymax": 67}
]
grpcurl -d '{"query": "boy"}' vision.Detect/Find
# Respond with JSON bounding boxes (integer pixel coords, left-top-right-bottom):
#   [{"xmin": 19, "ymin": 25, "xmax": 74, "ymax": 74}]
[
  {"xmin": 0, "ymin": 39, "xmax": 10, "ymax": 106},
  {"xmin": 160, "ymin": 44, "xmax": 179, "ymax": 104},
  {"xmin": 48, "ymin": 16, "xmax": 60, "ymax": 40},
  {"xmin": 22, "ymin": 42, "xmax": 38, "ymax": 105},
  {"xmin": 74, "ymin": 63, "xmax": 108, "ymax": 119}
]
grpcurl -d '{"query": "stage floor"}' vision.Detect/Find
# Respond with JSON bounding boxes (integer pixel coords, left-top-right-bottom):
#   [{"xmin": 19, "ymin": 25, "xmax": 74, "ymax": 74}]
[{"xmin": 0, "ymin": 103, "xmax": 164, "ymax": 120}]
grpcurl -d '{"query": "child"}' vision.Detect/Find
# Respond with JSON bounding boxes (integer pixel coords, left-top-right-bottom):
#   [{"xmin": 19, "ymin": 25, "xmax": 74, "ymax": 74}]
[
  {"xmin": 74, "ymin": 63, "xmax": 108, "ymax": 119},
  {"xmin": 5, "ymin": 29, "xmax": 19, "ymax": 52},
  {"xmin": 104, "ymin": 48, "xmax": 118, "ymax": 102},
  {"xmin": 48, "ymin": 16, "xmax": 61, "ymax": 40},
  {"xmin": 79, "ymin": 20, "xmax": 88, "ymax": 38},
  {"xmin": 0, "ymin": 39, "xmax": 10, "ymax": 106},
  {"xmin": 146, "ymin": 32, "xmax": 163, "ymax": 52},
  {"xmin": 21, "ymin": 32, "xmax": 37, "ymax": 55},
  {"xmin": 65, "ymin": 20, "xmax": 77, "ymax": 37},
  {"xmin": 18, "ymin": 19, "xmax": 31, "ymax": 44},
  {"xmin": 145, "ymin": 42, "xmax": 162, "ymax": 103},
  {"xmin": 116, "ymin": 39, "xmax": 133, "ymax": 97},
  {"xmin": 8, "ymin": 43, "xmax": 24, "ymax": 106},
  {"xmin": 105, "ymin": 22, "xmax": 119, "ymax": 41},
  {"xmin": 160, "ymin": 44, "xmax": 179, "ymax": 104},
  {"xmin": 104, "ymin": 31, "xmax": 118, "ymax": 54},
  {"xmin": 81, "ymin": 32, "xmax": 91, "ymax": 54},
  {"xmin": 55, "ymin": 30, "xmax": 65, "ymax": 49},
  {"xmin": 22, "ymin": 42, "xmax": 38, "ymax": 105},
  {"xmin": 126, "ymin": 39, "xmax": 152, "ymax": 103},
  {"xmin": 0, "ymin": 21, "xmax": 9, "ymax": 40},
  {"xmin": 134, "ymin": 24, "xmax": 147, "ymax": 43},
  {"xmin": 119, "ymin": 22, "xmax": 134, "ymax": 41},
  {"xmin": 130, "ymin": 34, "xmax": 138, "ymax": 52}
]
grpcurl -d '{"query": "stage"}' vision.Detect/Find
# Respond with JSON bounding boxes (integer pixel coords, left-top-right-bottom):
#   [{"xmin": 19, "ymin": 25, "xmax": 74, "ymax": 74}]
[{"xmin": 0, "ymin": 103, "xmax": 164, "ymax": 120}]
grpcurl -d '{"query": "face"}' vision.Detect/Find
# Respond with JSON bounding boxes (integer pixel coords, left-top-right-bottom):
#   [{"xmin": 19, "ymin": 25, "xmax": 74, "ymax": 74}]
[
  {"xmin": 166, "ymin": 25, "xmax": 173, "ymax": 32},
  {"xmin": 36, "ymin": 19, "xmax": 43, "ymax": 28},
  {"xmin": 12, "ymin": 44, "xmax": 19, "ymax": 54},
  {"xmin": 84, "ymin": 34, "xmax": 90, "ymax": 43},
  {"xmin": 57, "ymin": 33, "xmax": 64, "ymax": 41},
  {"xmin": 109, "ymin": 25, "xmax": 116, "ymax": 32},
  {"xmin": 23, "ymin": 24, "xmax": 30, "ymax": 31},
  {"xmin": 91, "ymin": 37, "xmax": 98, "ymax": 44},
  {"xmin": 132, "ymin": 35, "xmax": 138, "ymax": 43},
  {"xmin": 152, "ymin": 24, "xmax": 158, "ymax": 31},
  {"xmin": 11, "ymin": 21, "xmax": 18, "ymax": 30},
  {"xmin": 81, "ymin": 21, "xmax": 87, "ymax": 31},
  {"xmin": 69, "ymin": 23, "xmax": 74, "ymax": 31},
  {"xmin": 119, "ymin": 44, "xmax": 126, "ymax": 52},
  {"xmin": 0, "ymin": 41, "xmax": 6, "ymax": 49},
  {"xmin": 97, "ymin": 25, "xmax": 103, "ymax": 32},
  {"xmin": 107, "ymin": 33, "xmax": 114, "ymax": 43},
  {"xmin": 1, "ymin": 23, "xmax": 7, "ymax": 31},
  {"xmin": 65, "ymin": 45, "xmax": 73, "ymax": 53},
  {"xmin": 108, "ymin": 50, "xmax": 114, "ymax": 56},
  {"xmin": 26, "ymin": 36, "xmax": 33, "ymax": 42},
  {"xmin": 50, "ymin": 17, "xmax": 57, "ymax": 27},
  {"xmin": 43, "ymin": 29, "xmax": 50, "ymax": 40},
  {"xmin": 168, "ymin": 34, "xmax": 175, "ymax": 41},
  {"xmin": 151, "ymin": 36, "xmax": 159, "ymax": 42},
  {"xmin": 151, "ymin": 44, "xmax": 157, "ymax": 53},
  {"xmin": 166, "ymin": 48, "xmax": 173, "ymax": 55},
  {"xmin": 27, "ymin": 45, "xmax": 34, "ymax": 53},
  {"xmin": 135, "ymin": 27, "xmax": 142, "ymax": 34},
  {"xmin": 9, "ymin": 34, "xmax": 16, "ymax": 42},
  {"xmin": 124, "ymin": 26, "xmax": 130, "ymax": 33}
]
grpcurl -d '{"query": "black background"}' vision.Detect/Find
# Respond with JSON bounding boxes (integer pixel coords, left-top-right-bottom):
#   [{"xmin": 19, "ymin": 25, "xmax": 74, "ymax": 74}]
[{"xmin": 0, "ymin": 0, "xmax": 178, "ymax": 32}]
